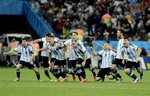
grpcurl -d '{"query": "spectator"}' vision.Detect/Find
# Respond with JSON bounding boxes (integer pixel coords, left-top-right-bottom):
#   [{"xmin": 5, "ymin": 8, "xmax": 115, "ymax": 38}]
[
  {"xmin": 29, "ymin": 0, "xmax": 150, "ymax": 40},
  {"xmin": 133, "ymin": 33, "xmax": 140, "ymax": 41}
]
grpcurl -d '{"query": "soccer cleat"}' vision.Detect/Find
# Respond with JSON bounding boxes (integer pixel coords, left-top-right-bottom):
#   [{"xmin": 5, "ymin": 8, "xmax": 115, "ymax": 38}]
[
  {"xmin": 14, "ymin": 78, "xmax": 20, "ymax": 82},
  {"xmin": 116, "ymin": 77, "xmax": 123, "ymax": 83},
  {"xmin": 60, "ymin": 77, "xmax": 68, "ymax": 82},
  {"xmin": 133, "ymin": 78, "xmax": 139, "ymax": 84},
  {"xmin": 94, "ymin": 76, "xmax": 96, "ymax": 81},
  {"xmin": 72, "ymin": 75, "xmax": 76, "ymax": 81},
  {"xmin": 54, "ymin": 78, "xmax": 60, "ymax": 82},
  {"xmin": 38, "ymin": 79, "xmax": 43, "ymax": 82},
  {"xmin": 49, "ymin": 78, "xmax": 53, "ymax": 82},
  {"xmin": 140, "ymin": 76, "xmax": 143, "ymax": 81},
  {"xmin": 80, "ymin": 79, "xmax": 87, "ymax": 83}
]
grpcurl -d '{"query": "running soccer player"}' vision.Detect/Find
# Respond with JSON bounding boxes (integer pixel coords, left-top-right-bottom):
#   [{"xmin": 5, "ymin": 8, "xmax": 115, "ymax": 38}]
[
  {"xmin": 122, "ymin": 37, "xmax": 143, "ymax": 83},
  {"xmin": 4, "ymin": 37, "xmax": 41, "ymax": 81},
  {"xmin": 64, "ymin": 31, "xmax": 96, "ymax": 81},
  {"xmin": 33, "ymin": 33, "xmax": 55, "ymax": 81}
]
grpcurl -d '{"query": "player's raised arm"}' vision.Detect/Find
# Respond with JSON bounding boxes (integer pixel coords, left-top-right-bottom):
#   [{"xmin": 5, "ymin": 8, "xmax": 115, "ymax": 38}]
[{"xmin": 90, "ymin": 47, "xmax": 98, "ymax": 56}]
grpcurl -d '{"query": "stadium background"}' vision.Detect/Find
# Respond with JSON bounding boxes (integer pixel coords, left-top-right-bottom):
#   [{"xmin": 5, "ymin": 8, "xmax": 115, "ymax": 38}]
[{"xmin": 0, "ymin": 0, "xmax": 150, "ymax": 69}]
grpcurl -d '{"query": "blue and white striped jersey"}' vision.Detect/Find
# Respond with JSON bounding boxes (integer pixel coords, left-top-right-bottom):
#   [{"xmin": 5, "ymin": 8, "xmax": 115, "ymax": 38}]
[
  {"xmin": 122, "ymin": 44, "xmax": 139, "ymax": 62},
  {"xmin": 41, "ymin": 37, "xmax": 58, "ymax": 57},
  {"xmin": 47, "ymin": 41, "xmax": 66, "ymax": 60},
  {"xmin": 64, "ymin": 39, "xmax": 83, "ymax": 60},
  {"xmin": 98, "ymin": 50, "xmax": 116, "ymax": 68},
  {"xmin": 15, "ymin": 44, "xmax": 34, "ymax": 63},
  {"xmin": 72, "ymin": 43, "xmax": 90, "ymax": 60}
]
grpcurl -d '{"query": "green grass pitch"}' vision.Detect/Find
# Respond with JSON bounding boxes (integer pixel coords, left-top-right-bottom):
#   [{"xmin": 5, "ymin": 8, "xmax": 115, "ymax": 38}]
[{"xmin": 0, "ymin": 67, "xmax": 150, "ymax": 96}]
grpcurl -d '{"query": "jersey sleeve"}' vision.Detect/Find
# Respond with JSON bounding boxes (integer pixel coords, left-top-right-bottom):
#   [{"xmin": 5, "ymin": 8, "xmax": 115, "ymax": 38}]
[
  {"xmin": 29, "ymin": 46, "xmax": 34, "ymax": 54},
  {"xmin": 14, "ymin": 45, "xmax": 21, "ymax": 52},
  {"xmin": 132, "ymin": 44, "xmax": 138, "ymax": 50},
  {"xmin": 121, "ymin": 47, "xmax": 125, "ymax": 52},
  {"xmin": 64, "ymin": 39, "xmax": 70, "ymax": 46},
  {"xmin": 80, "ymin": 44, "xmax": 86, "ymax": 53},
  {"xmin": 98, "ymin": 50, "xmax": 103, "ymax": 56},
  {"xmin": 112, "ymin": 51, "xmax": 117, "ymax": 56},
  {"xmin": 41, "ymin": 37, "xmax": 46, "ymax": 42}
]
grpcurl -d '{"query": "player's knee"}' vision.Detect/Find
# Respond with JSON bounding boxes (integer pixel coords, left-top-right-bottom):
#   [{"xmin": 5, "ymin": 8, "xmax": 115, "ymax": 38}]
[
  {"xmin": 108, "ymin": 75, "xmax": 113, "ymax": 80},
  {"xmin": 111, "ymin": 65, "xmax": 117, "ymax": 71},
  {"xmin": 124, "ymin": 68, "xmax": 130, "ymax": 74},
  {"xmin": 136, "ymin": 67, "xmax": 142, "ymax": 73},
  {"xmin": 53, "ymin": 65, "xmax": 59, "ymax": 69},
  {"xmin": 44, "ymin": 68, "xmax": 48, "ymax": 71},
  {"xmin": 76, "ymin": 64, "xmax": 81, "ymax": 68},
  {"xmin": 33, "ymin": 68, "xmax": 39, "ymax": 72},
  {"xmin": 96, "ymin": 77, "xmax": 101, "ymax": 81}
]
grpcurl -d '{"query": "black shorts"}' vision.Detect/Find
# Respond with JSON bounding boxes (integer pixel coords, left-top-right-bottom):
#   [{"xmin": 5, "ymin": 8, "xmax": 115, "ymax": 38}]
[
  {"xmin": 19, "ymin": 61, "xmax": 36, "ymax": 69},
  {"xmin": 54, "ymin": 59, "xmax": 67, "ymax": 68},
  {"xmin": 112, "ymin": 58, "xmax": 125, "ymax": 68},
  {"xmin": 97, "ymin": 68, "xmax": 111, "ymax": 78},
  {"xmin": 125, "ymin": 61, "xmax": 141, "ymax": 69},
  {"xmin": 76, "ymin": 58, "xmax": 92, "ymax": 68},
  {"xmin": 42, "ymin": 56, "xmax": 49, "ymax": 68},
  {"xmin": 69, "ymin": 60, "xmax": 78, "ymax": 69}
]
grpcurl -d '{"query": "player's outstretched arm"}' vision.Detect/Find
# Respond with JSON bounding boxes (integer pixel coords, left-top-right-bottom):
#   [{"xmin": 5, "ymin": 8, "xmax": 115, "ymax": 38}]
[{"xmin": 90, "ymin": 47, "xmax": 98, "ymax": 56}]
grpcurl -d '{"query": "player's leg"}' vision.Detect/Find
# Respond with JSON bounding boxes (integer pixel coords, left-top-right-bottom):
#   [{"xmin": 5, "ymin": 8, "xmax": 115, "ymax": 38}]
[
  {"xmin": 106, "ymin": 68, "xmax": 118, "ymax": 82},
  {"xmin": 86, "ymin": 58, "xmax": 96, "ymax": 81},
  {"xmin": 70, "ymin": 60, "xmax": 81, "ymax": 81},
  {"xmin": 51, "ymin": 60, "xmax": 61, "ymax": 82},
  {"xmin": 124, "ymin": 61, "xmax": 138, "ymax": 83},
  {"xmin": 14, "ymin": 62, "xmax": 23, "ymax": 81},
  {"xmin": 27, "ymin": 62, "xmax": 41, "ymax": 81},
  {"xmin": 65, "ymin": 59, "xmax": 76, "ymax": 81},
  {"xmin": 59, "ymin": 60, "xmax": 68, "ymax": 82},
  {"xmin": 43, "ymin": 57, "xmax": 53, "ymax": 81},
  {"xmin": 111, "ymin": 59, "xmax": 123, "ymax": 80},
  {"xmin": 135, "ymin": 61, "xmax": 143, "ymax": 80},
  {"xmin": 96, "ymin": 69, "xmax": 104, "ymax": 81},
  {"xmin": 76, "ymin": 59, "xmax": 87, "ymax": 83}
]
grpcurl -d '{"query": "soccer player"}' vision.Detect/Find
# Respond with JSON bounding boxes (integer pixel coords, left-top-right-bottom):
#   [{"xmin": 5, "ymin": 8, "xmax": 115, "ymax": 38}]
[
  {"xmin": 122, "ymin": 38, "xmax": 143, "ymax": 83},
  {"xmin": 4, "ymin": 37, "xmax": 41, "ymax": 81},
  {"xmin": 33, "ymin": 33, "xmax": 54, "ymax": 81},
  {"xmin": 64, "ymin": 31, "xmax": 96, "ymax": 81},
  {"xmin": 111, "ymin": 29, "xmax": 125, "ymax": 82},
  {"xmin": 91, "ymin": 43, "xmax": 117, "ymax": 82},
  {"xmin": 39, "ymin": 34, "xmax": 68, "ymax": 82},
  {"xmin": 71, "ymin": 38, "xmax": 93, "ymax": 83}
]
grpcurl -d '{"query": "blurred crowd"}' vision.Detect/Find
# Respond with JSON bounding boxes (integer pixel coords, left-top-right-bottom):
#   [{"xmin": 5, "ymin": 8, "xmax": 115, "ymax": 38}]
[{"xmin": 30, "ymin": 0, "xmax": 150, "ymax": 41}]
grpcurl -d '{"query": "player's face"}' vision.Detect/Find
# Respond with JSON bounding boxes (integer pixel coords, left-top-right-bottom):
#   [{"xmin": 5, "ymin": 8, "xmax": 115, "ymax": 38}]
[
  {"xmin": 22, "ymin": 40, "xmax": 27, "ymax": 46},
  {"xmin": 117, "ymin": 31, "xmax": 122, "ymax": 38},
  {"xmin": 72, "ymin": 33, "xmax": 78, "ymax": 39},
  {"xmin": 123, "ymin": 39, "xmax": 129, "ymax": 47},
  {"xmin": 46, "ymin": 36, "xmax": 49, "ymax": 41},
  {"xmin": 49, "ymin": 37, "xmax": 54, "ymax": 44},
  {"xmin": 103, "ymin": 43, "xmax": 109, "ymax": 50},
  {"xmin": 72, "ymin": 41, "xmax": 77, "ymax": 47}
]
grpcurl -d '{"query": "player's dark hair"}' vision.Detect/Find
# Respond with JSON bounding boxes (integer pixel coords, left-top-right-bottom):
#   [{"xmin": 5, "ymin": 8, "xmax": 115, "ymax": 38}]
[
  {"xmin": 22, "ymin": 37, "xmax": 28, "ymax": 41},
  {"xmin": 71, "ymin": 31, "xmax": 78, "ymax": 35},
  {"xmin": 124, "ymin": 37, "xmax": 129, "ymax": 41},
  {"xmin": 71, "ymin": 38, "xmax": 77, "ymax": 42}
]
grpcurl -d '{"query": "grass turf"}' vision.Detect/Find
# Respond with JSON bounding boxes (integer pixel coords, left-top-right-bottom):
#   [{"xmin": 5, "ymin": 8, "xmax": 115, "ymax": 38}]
[{"xmin": 0, "ymin": 67, "xmax": 150, "ymax": 96}]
